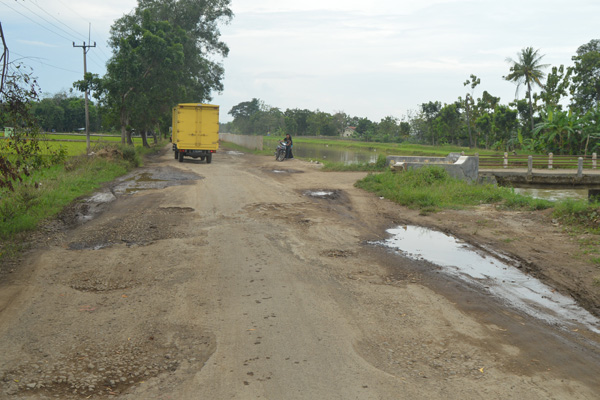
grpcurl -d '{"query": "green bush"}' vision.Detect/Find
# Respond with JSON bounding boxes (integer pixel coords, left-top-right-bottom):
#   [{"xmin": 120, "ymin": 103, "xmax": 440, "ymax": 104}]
[
  {"xmin": 119, "ymin": 145, "xmax": 141, "ymax": 167},
  {"xmin": 356, "ymin": 166, "xmax": 553, "ymax": 212}
]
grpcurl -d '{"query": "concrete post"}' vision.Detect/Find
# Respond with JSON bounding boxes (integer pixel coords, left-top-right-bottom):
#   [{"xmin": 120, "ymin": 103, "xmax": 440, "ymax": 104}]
[
  {"xmin": 578, "ymin": 157, "xmax": 584, "ymax": 178},
  {"xmin": 593, "ymin": 153, "xmax": 597, "ymax": 169},
  {"xmin": 548, "ymin": 153, "xmax": 553, "ymax": 169},
  {"xmin": 503, "ymin": 152, "xmax": 508, "ymax": 169},
  {"xmin": 527, "ymin": 155, "xmax": 533, "ymax": 174}
]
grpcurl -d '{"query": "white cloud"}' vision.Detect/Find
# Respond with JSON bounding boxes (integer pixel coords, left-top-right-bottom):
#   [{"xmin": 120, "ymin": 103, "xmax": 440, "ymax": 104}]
[
  {"xmin": 3, "ymin": 0, "xmax": 600, "ymax": 122},
  {"xmin": 17, "ymin": 40, "xmax": 59, "ymax": 48}
]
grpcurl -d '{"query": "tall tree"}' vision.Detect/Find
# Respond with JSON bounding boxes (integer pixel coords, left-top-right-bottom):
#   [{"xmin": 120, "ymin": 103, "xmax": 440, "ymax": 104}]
[
  {"xmin": 570, "ymin": 39, "xmax": 600, "ymax": 113},
  {"xmin": 536, "ymin": 65, "xmax": 571, "ymax": 110},
  {"xmin": 420, "ymin": 101, "xmax": 442, "ymax": 145},
  {"xmin": 103, "ymin": 0, "xmax": 232, "ymax": 144},
  {"xmin": 463, "ymin": 74, "xmax": 480, "ymax": 148},
  {"xmin": 504, "ymin": 47, "xmax": 549, "ymax": 132}
]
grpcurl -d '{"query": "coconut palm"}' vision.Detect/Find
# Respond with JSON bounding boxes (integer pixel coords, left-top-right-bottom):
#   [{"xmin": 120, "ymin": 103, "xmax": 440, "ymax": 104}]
[{"xmin": 504, "ymin": 47, "xmax": 549, "ymax": 133}]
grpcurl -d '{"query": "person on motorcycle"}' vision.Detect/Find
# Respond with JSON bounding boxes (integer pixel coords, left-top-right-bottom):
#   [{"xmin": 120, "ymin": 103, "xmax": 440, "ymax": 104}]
[{"xmin": 284, "ymin": 134, "xmax": 293, "ymax": 159}]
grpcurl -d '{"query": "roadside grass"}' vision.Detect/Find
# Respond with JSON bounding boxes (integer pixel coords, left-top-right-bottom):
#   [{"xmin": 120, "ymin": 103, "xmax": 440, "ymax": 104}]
[
  {"xmin": 0, "ymin": 141, "xmax": 165, "ymax": 243},
  {"xmin": 356, "ymin": 166, "xmax": 600, "ymax": 267},
  {"xmin": 356, "ymin": 166, "xmax": 554, "ymax": 215},
  {"xmin": 0, "ymin": 158, "xmax": 128, "ymax": 236}
]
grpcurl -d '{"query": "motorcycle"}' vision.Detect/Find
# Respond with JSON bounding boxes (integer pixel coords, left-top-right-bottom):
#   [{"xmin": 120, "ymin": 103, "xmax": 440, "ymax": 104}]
[{"xmin": 275, "ymin": 141, "xmax": 287, "ymax": 161}]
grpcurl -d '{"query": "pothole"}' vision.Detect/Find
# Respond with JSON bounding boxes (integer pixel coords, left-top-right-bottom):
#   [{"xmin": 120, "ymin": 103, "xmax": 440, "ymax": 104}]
[
  {"xmin": 375, "ymin": 225, "xmax": 600, "ymax": 334},
  {"xmin": 321, "ymin": 249, "xmax": 355, "ymax": 258},
  {"xmin": 69, "ymin": 277, "xmax": 140, "ymax": 292},
  {"xmin": 269, "ymin": 169, "xmax": 303, "ymax": 174},
  {"xmin": 0, "ymin": 327, "xmax": 215, "ymax": 399},
  {"xmin": 67, "ymin": 207, "xmax": 193, "ymax": 250},
  {"xmin": 303, "ymin": 189, "xmax": 340, "ymax": 199},
  {"xmin": 158, "ymin": 207, "xmax": 195, "ymax": 214},
  {"xmin": 112, "ymin": 168, "xmax": 203, "ymax": 195}
]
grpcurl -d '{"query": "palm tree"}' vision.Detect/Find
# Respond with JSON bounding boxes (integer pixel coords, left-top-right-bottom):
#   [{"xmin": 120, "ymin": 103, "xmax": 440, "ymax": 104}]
[{"xmin": 504, "ymin": 47, "xmax": 549, "ymax": 133}]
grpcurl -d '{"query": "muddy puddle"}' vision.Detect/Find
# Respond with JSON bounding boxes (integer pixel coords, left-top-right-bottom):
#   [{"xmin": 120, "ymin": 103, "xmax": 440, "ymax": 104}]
[
  {"xmin": 303, "ymin": 189, "xmax": 340, "ymax": 199},
  {"xmin": 113, "ymin": 168, "xmax": 202, "ymax": 195},
  {"xmin": 64, "ymin": 167, "xmax": 202, "ymax": 227},
  {"xmin": 268, "ymin": 169, "xmax": 303, "ymax": 174},
  {"xmin": 376, "ymin": 225, "xmax": 600, "ymax": 334},
  {"xmin": 306, "ymin": 190, "xmax": 334, "ymax": 197}
]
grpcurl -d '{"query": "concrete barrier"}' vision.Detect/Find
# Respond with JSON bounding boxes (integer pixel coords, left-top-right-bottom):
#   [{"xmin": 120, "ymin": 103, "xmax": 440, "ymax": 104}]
[
  {"xmin": 220, "ymin": 133, "xmax": 263, "ymax": 151},
  {"xmin": 387, "ymin": 153, "xmax": 479, "ymax": 182}
]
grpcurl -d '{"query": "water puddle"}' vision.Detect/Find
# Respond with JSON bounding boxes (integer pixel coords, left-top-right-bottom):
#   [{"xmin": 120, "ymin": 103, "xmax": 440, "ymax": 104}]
[
  {"xmin": 226, "ymin": 151, "xmax": 245, "ymax": 155},
  {"xmin": 512, "ymin": 187, "xmax": 589, "ymax": 201},
  {"xmin": 87, "ymin": 192, "xmax": 116, "ymax": 204},
  {"xmin": 268, "ymin": 169, "xmax": 303, "ymax": 174},
  {"xmin": 304, "ymin": 190, "xmax": 337, "ymax": 199},
  {"xmin": 112, "ymin": 168, "xmax": 203, "ymax": 195},
  {"xmin": 68, "ymin": 242, "xmax": 112, "ymax": 251},
  {"xmin": 376, "ymin": 225, "xmax": 600, "ymax": 334}
]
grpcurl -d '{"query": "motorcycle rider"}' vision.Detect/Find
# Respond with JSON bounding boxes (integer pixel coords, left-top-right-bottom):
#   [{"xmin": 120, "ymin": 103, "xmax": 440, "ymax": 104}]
[{"xmin": 283, "ymin": 134, "xmax": 293, "ymax": 159}]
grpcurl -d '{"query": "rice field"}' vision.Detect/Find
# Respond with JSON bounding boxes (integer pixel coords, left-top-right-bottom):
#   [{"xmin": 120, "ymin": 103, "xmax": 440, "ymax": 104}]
[{"xmin": 1, "ymin": 133, "xmax": 148, "ymax": 156}]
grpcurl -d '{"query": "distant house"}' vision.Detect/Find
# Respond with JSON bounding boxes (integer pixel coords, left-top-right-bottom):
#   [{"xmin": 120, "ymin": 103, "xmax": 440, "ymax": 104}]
[{"xmin": 342, "ymin": 126, "xmax": 356, "ymax": 138}]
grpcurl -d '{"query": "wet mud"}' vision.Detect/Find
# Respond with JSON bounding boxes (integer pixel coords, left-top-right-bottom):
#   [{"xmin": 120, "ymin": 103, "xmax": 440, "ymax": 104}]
[{"xmin": 375, "ymin": 225, "xmax": 600, "ymax": 334}]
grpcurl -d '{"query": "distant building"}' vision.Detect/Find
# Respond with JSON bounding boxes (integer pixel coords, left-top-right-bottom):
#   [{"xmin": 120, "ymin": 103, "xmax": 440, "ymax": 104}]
[{"xmin": 342, "ymin": 126, "xmax": 356, "ymax": 138}]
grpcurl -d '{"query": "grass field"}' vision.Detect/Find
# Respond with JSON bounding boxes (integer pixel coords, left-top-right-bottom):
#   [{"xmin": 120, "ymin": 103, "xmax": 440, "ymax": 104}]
[
  {"xmin": 1, "ymin": 133, "xmax": 153, "ymax": 157},
  {"xmin": 263, "ymin": 136, "xmax": 502, "ymax": 157},
  {"xmin": 0, "ymin": 139, "xmax": 165, "ymax": 243}
]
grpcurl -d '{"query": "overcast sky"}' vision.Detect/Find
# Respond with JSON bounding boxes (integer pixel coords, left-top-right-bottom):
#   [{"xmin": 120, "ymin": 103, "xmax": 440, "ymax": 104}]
[{"xmin": 1, "ymin": 0, "xmax": 599, "ymax": 123}]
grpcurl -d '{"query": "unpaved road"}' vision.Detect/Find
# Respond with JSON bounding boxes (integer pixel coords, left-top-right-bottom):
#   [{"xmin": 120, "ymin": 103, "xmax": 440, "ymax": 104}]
[{"xmin": 1, "ymin": 147, "xmax": 599, "ymax": 399}]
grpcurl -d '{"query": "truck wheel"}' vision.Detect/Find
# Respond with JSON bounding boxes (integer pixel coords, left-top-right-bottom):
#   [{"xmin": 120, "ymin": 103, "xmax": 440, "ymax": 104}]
[
  {"xmin": 206, "ymin": 154, "xmax": 212, "ymax": 164},
  {"xmin": 178, "ymin": 154, "xmax": 184, "ymax": 162},
  {"xmin": 174, "ymin": 151, "xmax": 179, "ymax": 160},
  {"xmin": 200, "ymin": 156, "xmax": 205, "ymax": 161}
]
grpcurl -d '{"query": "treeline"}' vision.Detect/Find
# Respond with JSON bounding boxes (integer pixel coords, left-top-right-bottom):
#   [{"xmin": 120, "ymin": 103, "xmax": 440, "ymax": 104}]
[
  {"xmin": 4, "ymin": 0, "xmax": 232, "ymax": 148},
  {"xmin": 224, "ymin": 40, "xmax": 600, "ymax": 155},
  {"xmin": 31, "ymin": 92, "xmax": 104, "ymax": 133},
  {"xmin": 73, "ymin": 0, "xmax": 232, "ymax": 146},
  {"xmin": 220, "ymin": 98, "xmax": 411, "ymax": 142}
]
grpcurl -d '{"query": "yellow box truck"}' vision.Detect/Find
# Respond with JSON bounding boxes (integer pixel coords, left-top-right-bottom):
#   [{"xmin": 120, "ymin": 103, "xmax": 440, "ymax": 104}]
[{"xmin": 172, "ymin": 103, "xmax": 219, "ymax": 163}]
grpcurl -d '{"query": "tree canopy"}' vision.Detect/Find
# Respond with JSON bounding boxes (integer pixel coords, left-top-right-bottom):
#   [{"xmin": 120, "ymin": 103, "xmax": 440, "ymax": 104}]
[
  {"xmin": 95, "ymin": 0, "xmax": 232, "ymax": 145},
  {"xmin": 504, "ymin": 47, "xmax": 549, "ymax": 132}
]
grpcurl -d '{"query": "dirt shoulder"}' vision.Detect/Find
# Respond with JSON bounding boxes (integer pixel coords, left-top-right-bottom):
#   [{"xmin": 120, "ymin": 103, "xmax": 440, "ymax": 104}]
[
  {"xmin": 397, "ymin": 203, "xmax": 600, "ymax": 319},
  {"xmin": 0, "ymin": 147, "xmax": 599, "ymax": 399}
]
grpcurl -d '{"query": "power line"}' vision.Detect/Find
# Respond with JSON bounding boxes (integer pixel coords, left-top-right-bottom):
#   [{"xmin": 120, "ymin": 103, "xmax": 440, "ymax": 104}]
[
  {"xmin": 0, "ymin": 0, "xmax": 74, "ymax": 42},
  {"xmin": 87, "ymin": 51, "xmax": 107, "ymax": 70},
  {"xmin": 26, "ymin": 0, "xmax": 88, "ymax": 42},
  {"xmin": 9, "ymin": 0, "xmax": 84, "ymax": 42},
  {"xmin": 54, "ymin": 0, "xmax": 87, "ymax": 23},
  {"xmin": 11, "ymin": 51, "xmax": 80, "ymax": 74},
  {"xmin": 51, "ymin": 0, "xmax": 112, "ymax": 61}
]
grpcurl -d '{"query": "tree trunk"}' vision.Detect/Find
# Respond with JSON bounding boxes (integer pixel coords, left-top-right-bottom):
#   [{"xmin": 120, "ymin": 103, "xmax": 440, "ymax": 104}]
[
  {"xmin": 120, "ymin": 125, "xmax": 127, "ymax": 145},
  {"xmin": 527, "ymin": 83, "xmax": 534, "ymax": 133},
  {"xmin": 141, "ymin": 130, "xmax": 150, "ymax": 148},
  {"xmin": 127, "ymin": 130, "xmax": 133, "ymax": 146},
  {"xmin": 466, "ymin": 95, "xmax": 473, "ymax": 148},
  {"xmin": 120, "ymin": 110, "xmax": 128, "ymax": 145}
]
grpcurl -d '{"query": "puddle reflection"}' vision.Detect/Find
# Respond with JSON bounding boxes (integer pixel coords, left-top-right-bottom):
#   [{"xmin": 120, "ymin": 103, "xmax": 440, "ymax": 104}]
[{"xmin": 377, "ymin": 225, "xmax": 600, "ymax": 334}]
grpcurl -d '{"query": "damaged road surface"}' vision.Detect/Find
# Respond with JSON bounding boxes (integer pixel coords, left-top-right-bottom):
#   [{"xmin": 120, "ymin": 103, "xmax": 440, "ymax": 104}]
[{"xmin": 0, "ymin": 148, "xmax": 599, "ymax": 399}]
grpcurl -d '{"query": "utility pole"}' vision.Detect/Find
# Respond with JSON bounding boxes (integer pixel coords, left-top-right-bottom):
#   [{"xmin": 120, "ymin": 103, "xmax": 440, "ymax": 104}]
[
  {"xmin": 1, "ymin": 21, "xmax": 9, "ymax": 94},
  {"xmin": 73, "ymin": 32, "xmax": 96, "ymax": 154}
]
